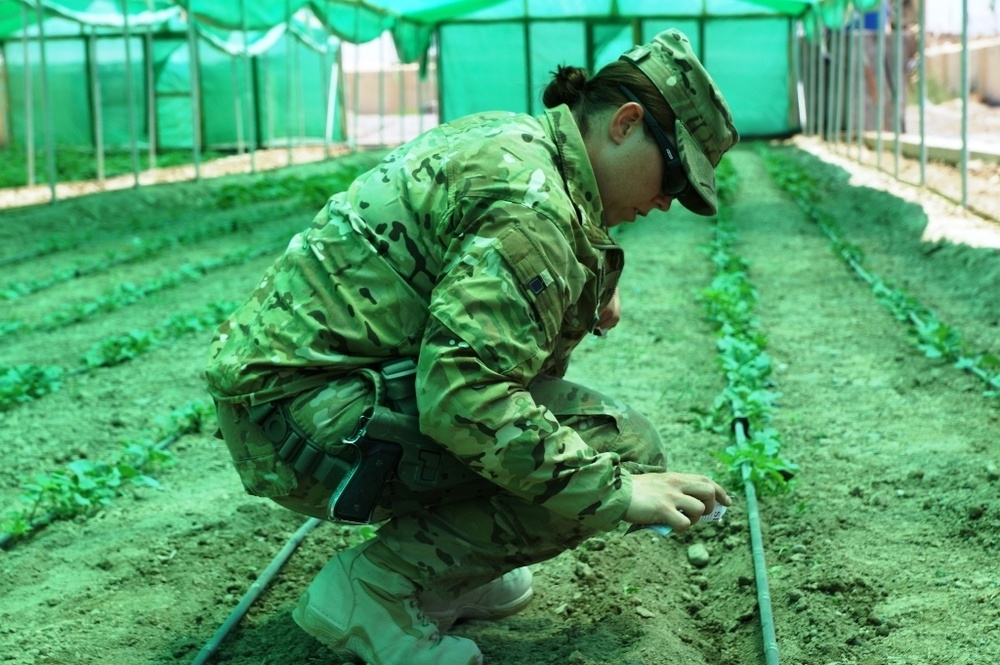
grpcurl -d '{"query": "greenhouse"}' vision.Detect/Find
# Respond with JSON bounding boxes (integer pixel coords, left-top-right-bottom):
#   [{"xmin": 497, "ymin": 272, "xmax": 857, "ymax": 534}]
[{"xmin": 1, "ymin": 1, "xmax": 999, "ymax": 665}]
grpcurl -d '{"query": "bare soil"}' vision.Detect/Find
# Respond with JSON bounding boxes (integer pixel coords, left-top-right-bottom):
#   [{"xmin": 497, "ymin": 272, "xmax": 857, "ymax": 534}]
[{"xmin": 1, "ymin": 127, "xmax": 999, "ymax": 665}]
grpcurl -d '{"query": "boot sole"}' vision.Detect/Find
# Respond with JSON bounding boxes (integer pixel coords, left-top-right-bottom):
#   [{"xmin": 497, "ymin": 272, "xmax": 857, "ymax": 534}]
[{"xmin": 427, "ymin": 585, "xmax": 535, "ymax": 627}]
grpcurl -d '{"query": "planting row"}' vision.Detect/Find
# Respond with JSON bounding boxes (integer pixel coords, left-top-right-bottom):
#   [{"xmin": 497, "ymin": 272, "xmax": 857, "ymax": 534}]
[
  {"xmin": 0, "ymin": 158, "xmax": 380, "ymax": 270},
  {"xmin": 761, "ymin": 147, "xmax": 999, "ymax": 399}
]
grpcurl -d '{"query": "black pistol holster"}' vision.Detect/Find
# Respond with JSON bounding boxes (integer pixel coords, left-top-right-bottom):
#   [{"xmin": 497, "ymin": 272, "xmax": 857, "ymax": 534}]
[{"xmin": 248, "ymin": 358, "xmax": 479, "ymax": 524}]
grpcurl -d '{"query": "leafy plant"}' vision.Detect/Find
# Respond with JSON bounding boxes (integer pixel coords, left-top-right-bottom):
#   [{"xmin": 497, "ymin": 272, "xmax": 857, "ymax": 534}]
[
  {"xmin": 0, "ymin": 401, "xmax": 214, "ymax": 546},
  {"xmin": 714, "ymin": 427, "xmax": 798, "ymax": 496},
  {"xmin": 761, "ymin": 145, "xmax": 999, "ymax": 399},
  {"xmin": 83, "ymin": 330, "xmax": 158, "ymax": 368},
  {"xmin": 1, "ymin": 439, "xmax": 174, "ymax": 542},
  {"xmin": 697, "ymin": 158, "xmax": 797, "ymax": 495},
  {"xmin": 156, "ymin": 400, "xmax": 214, "ymax": 438},
  {"xmin": 0, "ymin": 364, "xmax": 64, "ymax": 411}
]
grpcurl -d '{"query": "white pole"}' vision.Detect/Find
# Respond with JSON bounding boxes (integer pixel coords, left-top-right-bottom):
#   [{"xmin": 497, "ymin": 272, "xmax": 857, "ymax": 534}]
[
  {"xmin": 918, "ymin": 0, "xmax": 926, "ymax": 185},
  {"xmin": 34, "ymin": 0, "xmax": 57, "ymax": 201},
  {"xmin": 960, "ymin": 0, "xmax": 969, "ymax": 207},
  {"xmin": 145, "ymin": 0, "xmax": 157, "ymax": 170},
  {"xmin": 240, "ymin": 0, "xmax": 256, "ymax": 172},
  {"xmin": 87, "ymin": 28, "xmax": 105, "ymax": 182},
  {"xmin": 122, "ymin": 0, "xmax": 141, "ymax": 187},
  {"xmin": 893, "ymin": 0, "xmax": 903, "ymax": 178},
  {"xmin": 876, "ymin": 2, "xmax": 885, "ymax": 170},
  {"xmin": 186, "ymin": 3, "xmax": 202, "ymax": 181},
  {"xmin": 21, "ymin": 3, "xmax": 35, "ymax": 187}
]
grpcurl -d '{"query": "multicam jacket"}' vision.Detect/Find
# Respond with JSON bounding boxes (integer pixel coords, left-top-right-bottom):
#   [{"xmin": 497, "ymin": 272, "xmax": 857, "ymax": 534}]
[{"xmin": 207, "ymin": 105, "xmax": 629, "ymax": 531}]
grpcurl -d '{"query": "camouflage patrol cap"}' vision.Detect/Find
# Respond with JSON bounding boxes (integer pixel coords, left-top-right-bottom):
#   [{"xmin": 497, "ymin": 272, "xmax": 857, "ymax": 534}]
[{"xmin": 620, "ymin": 28, "xmax": 739, "ymax": 215}]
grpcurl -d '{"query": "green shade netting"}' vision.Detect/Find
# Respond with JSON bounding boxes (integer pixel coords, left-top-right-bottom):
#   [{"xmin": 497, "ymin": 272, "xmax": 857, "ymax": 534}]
[
  {"xmin": 1, "ymin": 1, "xmax": 826, "ymax": 59},
  {"xmin": 1, "ymin": 0, "xmax": 859, "ymax": 154},
  {"xmin": 440, "ymin": 7, "xmax": 797, "ymax": 136},
  {"xmin": 4, "ymin": 14, "xmax": 341, "ymax": 150},
  {"xmin": 0, "ymin": 1, "xmax": 509, "ymax": 63}
]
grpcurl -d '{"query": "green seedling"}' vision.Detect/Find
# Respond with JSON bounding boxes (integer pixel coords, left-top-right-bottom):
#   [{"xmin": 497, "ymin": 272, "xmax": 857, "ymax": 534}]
[
  {"xmin": 761, "ymin": 146, "xmax": 999, "ymax": 399},
  {"xmin": 0, "ymin": 401, "xmax": 212, "ymax": 545},
  {"xmin": 697, "ymin": 160, "xmax": 797, "ymax": 495},
  {"xmin": 0, "ymin": 364, "xmax": 64, "ymax": 411}
]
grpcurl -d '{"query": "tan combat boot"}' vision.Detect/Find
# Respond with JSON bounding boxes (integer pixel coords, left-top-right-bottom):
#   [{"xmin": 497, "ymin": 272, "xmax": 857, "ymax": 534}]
[
  {"xmin": 420, "ymin": 567, "xmax": 534, "ymax": 632},
  {"xmin": 292, "ymin": 542, "xmax": 483, "ymax": 665}
]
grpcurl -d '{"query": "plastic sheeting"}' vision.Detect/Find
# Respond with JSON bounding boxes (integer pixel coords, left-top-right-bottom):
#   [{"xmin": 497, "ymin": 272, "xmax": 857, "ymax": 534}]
[
  {"xmin": 440, "ymin": 9, "xmax": 798, "ymax": 136},
  {"xmin": 2, "ymin": 12, "xmax": 341, "ymax": 150},
  {"xmin": 2, "ymin": 2, "xmax": 889, "ymax": 62},
  {"xmin": 1, "ymin": 0, "xmax": 887, "ymax": 154}
]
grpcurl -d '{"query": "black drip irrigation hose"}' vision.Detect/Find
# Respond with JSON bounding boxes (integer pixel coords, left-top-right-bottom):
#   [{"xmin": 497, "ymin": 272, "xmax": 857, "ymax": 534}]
[
  {"xmin": 190, "ymin": 517, "xmax": 322, "ymax": 665},
  {"xmin": 842, "ymin": 247, "xmax": 998, "ymax": 389},
  {"xmin": 734, "ymin": 418, "xmax": 780, "ymax": 665}
]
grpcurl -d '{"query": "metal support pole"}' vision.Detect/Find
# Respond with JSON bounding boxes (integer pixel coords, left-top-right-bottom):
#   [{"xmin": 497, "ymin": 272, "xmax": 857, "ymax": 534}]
[
  {"xmin": 352, "ymin": 4, "xmax": 360, "ymax": 147},
  {"xmin": 285, "ymin": 0, "xmax": 294, "ymax": 164},
  {"xmin": 121, "ymin": 1, "xmax": 141, "ymax": 187},
  {"xmin": 824, "ymin": 30, "xmax": 838, "ymax": 143},
  {"xmin": 856, "ymin": 17, "xmax": 865, "ymax": 160},
  {"xmin": 918, "ymin": 0, "xmax": 926, "ymax": 185},
  {"xmin": 817, "ymin": 30, "xmax": 827, "ymax": 140},
  {"xmin": 295, "ymin": 33, "xmax": 305, "ymax": 150},
  {"xmin": 835, "ymin": 25, "xmax": 848, "ymax": 151},
  {"xmin": 20, "ymin": 3, "xmax": 35, "ymax": 186},
  {"xmin": 145, "ymin": 0, "xmax": 157, "ymax": 170},
  {"xmin": 845, "ymin": 16, "xmax": 858, "ymax": 155},
  {"xmin": 893, "ymin": 0, "xmax": 903, "ymax": 177},
  {"xmin": 397, "ymin": 52, "xmax": 404, "ymax": 144},
  {"xmin": 33, "ymin": 0, "xmax": 57, "ymax": 201},
  {"xmin": 793, "ymin": 22, "xmax": 806, "ymax": 132},
  {"xmin": 186, "ymin": 3, "xmax": 202, "ymax": 181},
  {"xmin": 809, "ymin": 31, "xmax": 819, "ymax": 136},
  {"xmin": 320, "ymin": 20, "xmax": 331, "ymax": 157},
  {"xmin": 378, "ymin": 31, "xmax": 385, "ymax": 146},
  {"xmin": 334, "ymin": 42, "xmax": 347, "ymax": 144},
  {"xmin": 260, "ymin": 53, "xmax": 272, "ymax": 150},
  {"xmin": 230, "ymin": 57, "xmax": 244, "ymax": 153},
  {"xmin": 86, "ymin": 28, "xmax": 105, "ymax": 182},
  {"xmin": 960, "ymin": 0, "xmax": 969, "ymax": 207},
  {"xmin": 876, "ymin": 2, "xmax": 886, "ymax": 170},
  {"xmin": 239, "ymin": 0, "xmax": 256, "ymax": 172}
]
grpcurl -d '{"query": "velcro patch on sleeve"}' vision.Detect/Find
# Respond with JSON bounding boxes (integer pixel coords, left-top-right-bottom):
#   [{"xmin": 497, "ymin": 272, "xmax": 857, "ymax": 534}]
[{"xmin": 494, "ymin": 227, "xmax": 564, "ymax": 339}]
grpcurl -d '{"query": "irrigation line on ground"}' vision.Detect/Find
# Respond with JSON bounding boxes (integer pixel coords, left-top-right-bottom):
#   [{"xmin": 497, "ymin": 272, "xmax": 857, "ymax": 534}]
[
  {"xmin": 735, "ymin": 419, "xmax": 780, "ymax": 665},
  {"xmin": 704, "ymin": 162, "xmax": 784, "ymax": 664},
  {"xmin": 191, "ymin": 518, "xmax": 322, "ymax": 665},
  {"xmin": 1, "ymin": 415, "xmax": 196, "ymax": 549},
  {"xmin": 0, "ymin": 236, "xmax": 287, "ymax": 343},
  {"xmin": 842, "ymin": 254, "xmax": 998, "ymax": 390},
  {"xmin": 762, "ymin": 149, "xmax": 999, "ymax": 397},
  {"xmin": 0, "ymin": 214, "xmax": 280, "ymax": 303}
]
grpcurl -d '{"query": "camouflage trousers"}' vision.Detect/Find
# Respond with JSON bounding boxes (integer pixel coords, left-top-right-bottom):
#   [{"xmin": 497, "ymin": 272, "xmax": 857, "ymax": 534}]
[{"xmin": 215, "ymin": 371, "xmax": 667, "ymax": 598}]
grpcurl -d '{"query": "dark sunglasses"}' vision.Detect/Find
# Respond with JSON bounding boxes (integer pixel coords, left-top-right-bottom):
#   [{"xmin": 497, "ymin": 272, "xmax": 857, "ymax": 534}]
[{"xmin": 618, "ymin": 84, "xmax": 690, "ymax": 198}]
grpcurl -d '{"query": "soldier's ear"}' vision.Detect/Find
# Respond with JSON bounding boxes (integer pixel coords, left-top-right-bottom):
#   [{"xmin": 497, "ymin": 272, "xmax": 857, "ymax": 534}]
[{"xmin": 609, "ymin": 102, "xmax": 643, "ymax": 145}]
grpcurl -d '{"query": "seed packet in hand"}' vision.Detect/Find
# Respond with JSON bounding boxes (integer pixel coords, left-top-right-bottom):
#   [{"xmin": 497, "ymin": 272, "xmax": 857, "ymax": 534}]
[{"xmin": 625, "ymin": 504, "xmax": 727, "ymax": 537}]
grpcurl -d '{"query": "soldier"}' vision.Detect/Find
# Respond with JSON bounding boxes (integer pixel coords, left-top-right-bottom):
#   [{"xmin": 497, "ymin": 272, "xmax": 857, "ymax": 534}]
[{"xmin": 208, "ymin": 28, "xmax": 737, "ymax": 665}]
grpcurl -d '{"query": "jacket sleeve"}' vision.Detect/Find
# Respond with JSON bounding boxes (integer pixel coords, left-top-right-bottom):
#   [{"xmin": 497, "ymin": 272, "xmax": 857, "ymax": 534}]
[{"xmin": 416, "ymin": 206, "xmax": 632, "ymax": 533}]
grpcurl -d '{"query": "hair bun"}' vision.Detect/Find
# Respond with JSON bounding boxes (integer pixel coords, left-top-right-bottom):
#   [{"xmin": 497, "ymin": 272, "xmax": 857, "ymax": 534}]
[{"xmin": 542, "ymin": 65, "xmax": 589, "ymax": 109}]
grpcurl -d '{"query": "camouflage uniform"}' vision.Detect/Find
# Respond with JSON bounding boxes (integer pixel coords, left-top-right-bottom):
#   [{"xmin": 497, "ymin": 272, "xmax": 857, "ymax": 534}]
[{"xmin": 207, "ymin": 104, "xmax": 667, "ymax": 595}]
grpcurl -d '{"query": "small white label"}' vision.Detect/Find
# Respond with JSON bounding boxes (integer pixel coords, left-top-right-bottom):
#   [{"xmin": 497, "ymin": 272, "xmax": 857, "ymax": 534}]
[
  {"xmin": 700, "ymin": 504, "xmax": 727, "ymax": 523},
  {"xmin": 631, "ymin": 504, "xmax": 728, "ymax": 538}
]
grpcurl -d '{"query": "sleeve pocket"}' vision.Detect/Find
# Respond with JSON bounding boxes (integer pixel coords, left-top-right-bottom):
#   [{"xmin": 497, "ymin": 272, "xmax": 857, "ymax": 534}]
[{"xmin": 492, "ymin": 225, "xmax": 567, "ymax": 341}]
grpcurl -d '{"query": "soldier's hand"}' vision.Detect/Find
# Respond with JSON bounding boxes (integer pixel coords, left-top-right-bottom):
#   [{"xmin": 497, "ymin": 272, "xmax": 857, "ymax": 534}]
[
  {"xmin": 624, "ymin": 472, "xmax": 731, "ymax": 533},
  {"xmin": 595, "ymin": 288, "xmax": 621, "ymax": 334}
]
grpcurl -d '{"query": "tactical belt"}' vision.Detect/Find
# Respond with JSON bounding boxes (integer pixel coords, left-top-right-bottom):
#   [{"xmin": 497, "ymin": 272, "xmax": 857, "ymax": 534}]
[
  {"xmin": 246, "ymin": 399, "xmax": 353, "ymax": 488},
  {"xmin": 246, "ymin": 358, "xmax": 480, "ymax": 522}
]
